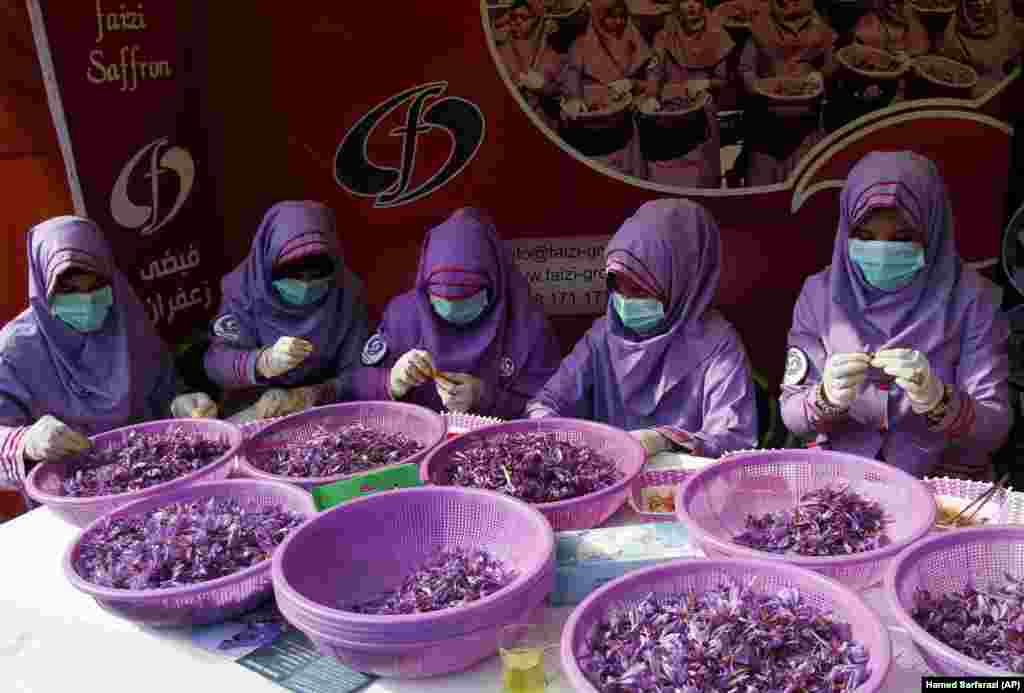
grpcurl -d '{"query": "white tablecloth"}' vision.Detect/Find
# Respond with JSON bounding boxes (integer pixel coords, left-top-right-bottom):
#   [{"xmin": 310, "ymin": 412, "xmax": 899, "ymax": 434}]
[{"xmin": 0, "ymin": 506, "xmax": 935, "ymax": 693}]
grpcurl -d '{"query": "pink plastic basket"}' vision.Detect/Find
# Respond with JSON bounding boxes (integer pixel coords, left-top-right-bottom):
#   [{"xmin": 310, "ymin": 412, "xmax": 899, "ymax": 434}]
[
  {"xmin": 419, "ymin": 418, "xmax": 646, "ymax": 531},
  {"xmin": 675, "ymin": 448, "xmax": 937, "ymax": 590},
  {"xmin": 237, "ymin": 402, "xmax": 447, "ymax": 490},
  {"xmin": 272, "ymin": 486, "xmax": 556, "ymax": 678},
  {"xmin": 25, "ymin": 419, "xmax": 244, "ymax": 528},
  {"xmin": 561, "ymin": 558, "xmax": 892, "ymax": 693},
  {"xmin": 63, "ymin": 479, "xmax": 317, "ymax": 628},
  {"xmin": 629, "ymin": 468, "xmax": 692, "ymax": 518},
  {"xmin": 885, "ymin": 526, "xmax": 1024, "ymax": 677}
]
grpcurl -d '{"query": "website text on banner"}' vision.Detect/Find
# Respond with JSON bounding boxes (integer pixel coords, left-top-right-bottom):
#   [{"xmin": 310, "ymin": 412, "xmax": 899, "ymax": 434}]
[{"xmin": 506, "ymin": 236, "xmax": 611, "ymax": 316}]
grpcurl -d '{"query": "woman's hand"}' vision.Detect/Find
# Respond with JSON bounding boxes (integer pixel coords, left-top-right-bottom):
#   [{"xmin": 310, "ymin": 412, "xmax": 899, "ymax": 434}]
[
  {"xmin": 872, "ymin": 349, "xmax": 944, "ymax": 414},
  {"xmin": 20, "ymin": 415, "xmax": 91, "ymax": 463},
  {"xmin": 822, "ymin": 352, "xmax": 872, "ymax": 409},
  {"xmin": 436, "ymin": 373, "xmax": 485, "ymax": 413}
]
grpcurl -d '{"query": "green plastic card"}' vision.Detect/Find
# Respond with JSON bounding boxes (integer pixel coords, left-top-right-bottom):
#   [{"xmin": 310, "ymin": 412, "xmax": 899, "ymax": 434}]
[{"xmin": 311, "ymin": 463, "xmax": 423, "ymax": 511}]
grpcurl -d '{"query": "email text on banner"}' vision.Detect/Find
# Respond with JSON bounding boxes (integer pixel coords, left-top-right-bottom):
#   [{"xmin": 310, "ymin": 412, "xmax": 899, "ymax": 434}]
[{"xmin": 507, "ymin": 236, "xmax": 610, "ymax": 316}]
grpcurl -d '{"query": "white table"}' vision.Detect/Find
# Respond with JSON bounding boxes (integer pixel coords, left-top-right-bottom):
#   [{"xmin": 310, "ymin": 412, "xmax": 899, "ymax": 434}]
[{"xmin": 0, "ymin": 503, "xmax": 938, "ymax": 693}]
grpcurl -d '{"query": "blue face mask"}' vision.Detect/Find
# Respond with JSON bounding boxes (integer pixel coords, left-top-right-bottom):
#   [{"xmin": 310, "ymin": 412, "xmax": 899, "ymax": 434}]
[
  {"xmin": 51, "ymin": 286, "xmax": 114, "ymax": 333},
  {"xmin": 273, "ymin": 277, "xmax": 332, "ymax": 306},
  {"xmin": 848, "ymin": 239, "xmax": 926, "ymax": 291},
  {"xmin": 431, "ymin": 290, "xmax": 489, "ymax": 326},
  {"xmin": 611, "ymin": 292, "xmax": 665, "ymax": 335}
]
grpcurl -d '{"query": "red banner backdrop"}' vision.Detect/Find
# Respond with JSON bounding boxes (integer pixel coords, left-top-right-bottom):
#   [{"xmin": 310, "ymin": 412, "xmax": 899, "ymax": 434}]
[
  {"xmin": 26, "ymin": 0, "xmax": 219, "ymax": 344},
  {"xmin": 24, "ymin": 2, "xmax": 1022, "ymax": 388}
]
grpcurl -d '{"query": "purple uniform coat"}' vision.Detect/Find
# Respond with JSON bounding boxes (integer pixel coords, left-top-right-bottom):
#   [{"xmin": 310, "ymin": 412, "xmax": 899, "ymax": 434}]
[
  {"xmin": 348, "ymin": 208, "xmax": 561, "ymax": 419},
  {"xmin": 0, "ymin": 217, "xmax": 177, "ymax": 487},
  {"xmin": 780, "ymin": 151, "xmax": 1011, "ymax": 478},
  {"xmin": 527, "ymin": 200, "xmax": 758, "ymax": 457}
]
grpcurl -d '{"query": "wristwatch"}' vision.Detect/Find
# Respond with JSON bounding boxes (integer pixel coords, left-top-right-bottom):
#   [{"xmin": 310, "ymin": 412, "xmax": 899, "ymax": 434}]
[
  {"xmin": 815, "ymin": 382, "xmax": 848, "ymax": 418},
  {"xmin": 925, "ymin": 384, "xmax": 954, "ymax": 426}
]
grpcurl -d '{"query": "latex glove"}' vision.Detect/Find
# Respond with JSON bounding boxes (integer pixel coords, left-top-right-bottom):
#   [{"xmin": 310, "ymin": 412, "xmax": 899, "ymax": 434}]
[
  {"xmin": 520, "ymin": 70, "xmax": 546, "ymax": 91},
  {"xmin": 822, "ymin": 352, "xmax": 872, "ymax": 410},
  {"xmin": 389, "ymin": 349, "xmax": 435, "ymax": 399},
  {"xmin": 638, "ymin": 97, "xmax": 661, "ymax": 114},
  {"xmin": 20, "ymin": 415, "xmax": 91, "ymax": 463},
  {"xmin": 260, "ymin": 386, "xmax": 322, "ymax": 418},
  {"xmin": 630, "ymin": 429, "xmax": 671, "ymax": 457},
  {"xmin": 170, "ymin": 392, "xmax": 218, "ymax": 419},
  {"xmin": 872, "ymin": 349, "xmax": 944, "ymax": 414},
  {"xmin": 257, "ymin": 337, "xmax": 313, "ymax": 379},
  {"xmin": 527, "ymin": 406, "xmax": 556, "ymax": 419},
  {"xmin": 807, "ymin": 71, "xmax": 824, "ymax": 89},
  {"xmin": 687, "ymin": 78, "xmax": 711, "ymax": 95},
  {"xmin": 563, "ymin": 98, "xmax": 588, "ymax": 116},
  {"xmin": 608, "ymin": 79, "xmax": 633, "ymax": 99},
  {"xmin": 437, "ymin": 373, "xmax": 485, "ymax": 414}
]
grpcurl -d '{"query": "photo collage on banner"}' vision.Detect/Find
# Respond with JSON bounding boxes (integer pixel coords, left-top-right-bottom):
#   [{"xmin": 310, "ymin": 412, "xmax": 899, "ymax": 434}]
[{"xmin": 484, "ymin": 0, "xmax": 1023, "ymax": 191}]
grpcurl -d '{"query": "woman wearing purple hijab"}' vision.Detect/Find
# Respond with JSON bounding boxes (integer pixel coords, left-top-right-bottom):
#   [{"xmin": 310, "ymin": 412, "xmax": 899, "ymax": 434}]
[
  {"xmin": 780, "ymin": 151, "xmax": 1011, "ymax": 479},
  {"xmin": 347, "ymin": 208, "xmax": 561, "ymax": 418},
  {"xmin": 0, "ymin": 217, "xmax": 215, "ymax": 488},
  {"xmin": 526, "ymin": 200, "xmax": 759, "ymax": 458},
  {"xmin": 203, "ymin": 201, "xmax": 369, "ymax": 421}
]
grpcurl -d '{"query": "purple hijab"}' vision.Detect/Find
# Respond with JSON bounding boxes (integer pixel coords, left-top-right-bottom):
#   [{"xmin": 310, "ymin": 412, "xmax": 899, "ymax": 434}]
[
  {"xmin": 829, "ymin": 151, "xmax": 963, "ymax": 354},
  {"xmin": 0, "ymin": 216, "xmax": 166, "ymax": 428},
  {"xmin": 604, "ymin": 199, "xmax": 732, "ymax": 415},
  {"xmin": 219, "ymin": 201, "xmax": 363, "ymax": 386},
  {"xmin": 413, "ymin": 208, "xmax": 541, "ymax": 379}
]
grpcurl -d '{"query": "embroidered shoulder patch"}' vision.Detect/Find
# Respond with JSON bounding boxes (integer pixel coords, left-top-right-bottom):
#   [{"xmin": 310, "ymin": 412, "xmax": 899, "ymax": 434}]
[
  {"xmin": 784, "ymin": 347, "xmax": 810, "ymax": 386},
  {"xmin": 500, "ymin": 356, "xmax": 515, "ymax": 378},
  {"xmin": 212, "ymin": 314, "xmax": 242, "ymax": 342},
  {"xmin": 361, "ymin": 333, "xmax": 388, "ymax": 366}
]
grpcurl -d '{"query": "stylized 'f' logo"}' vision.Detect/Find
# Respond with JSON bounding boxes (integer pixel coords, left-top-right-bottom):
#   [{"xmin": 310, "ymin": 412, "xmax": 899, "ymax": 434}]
[
  {"xmin": 110, "ymin": 137, "xmax": 195, "ymax": 236},
  {"xmin": 334, "ymin": 81, "xmax": 486, "ymax": 209}
]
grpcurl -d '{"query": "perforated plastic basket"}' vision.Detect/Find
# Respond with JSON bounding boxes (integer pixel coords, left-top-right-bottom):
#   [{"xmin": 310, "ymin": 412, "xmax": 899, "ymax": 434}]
[
  {"xmin": 419, "ymin": 418, "xmax": 646, "ymax": 531},
  {"xmin": 675, "ymin": 448, "xmax": 936, "ymax": 590},
  {"xmin": 237, "ymin": 402, "xmax": 446, "ymax": 490},
  {"xmin": 63, "ymin": 479, "xmax": 317, "ymax": 628},
  {"xmin": 272, "ymin": 486, "xmax": 556, "ymax": 677},
  {"xmin": 885, "ymin": 526, "xmax": 1024, "ymax": 677},
  {"xmin": 25, "ymin": 419, "xmax": 244, "ymax": 528},
  {"xmin": 561, "ymin": 558, "xmax": 892, "ymax": 693}
]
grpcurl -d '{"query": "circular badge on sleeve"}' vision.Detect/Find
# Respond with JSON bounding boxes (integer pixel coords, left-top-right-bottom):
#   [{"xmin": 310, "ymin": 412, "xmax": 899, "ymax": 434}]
[
  {"xmin": 500, "ymin": 356, "xmax": 515, "ymax": 378},
  {"xmin": 361, "ymin": 333, "xmax": 388, "ymax": 366},
  {"xmin": 212, "ymin": 314, "xmax": 242, "ymax": 342},
  {"xmin": 784, "ymin": 347, "xmax": 809, "ymax": 386}
]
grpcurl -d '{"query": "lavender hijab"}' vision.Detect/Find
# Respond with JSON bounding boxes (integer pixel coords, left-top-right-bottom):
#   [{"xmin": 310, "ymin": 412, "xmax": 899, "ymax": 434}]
[
  {"xmin": 604, "ymin": 199, "xmax": 732, "ymax": 416},
  {"xmin": 219, "ymin": 201, "xmax": 363, "ymax": 386},
  {"xmin": 829, "ymin": 151, "xmax": 963, "ymax": 354},
  {"xmin": 0, "ymin": 216, "xmax": 166, "ymax": 428},
  {"xmin": 413, "ymin": 208, "xmax": 542, "ymax": 378}
]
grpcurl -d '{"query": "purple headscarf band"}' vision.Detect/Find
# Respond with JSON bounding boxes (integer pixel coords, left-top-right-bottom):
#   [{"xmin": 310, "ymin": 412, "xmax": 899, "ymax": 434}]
[
  {"xmin": 217, "ymin": 201, "xmax": 362, "ymax": 387},
  {"xmin": 606, "ymin": 254, "xmax": 666, "ymax": 302},
  {"xmin": 44, "ymin": 249, "xmax": 106, "ymax": 297},
  {"xmin": 847, "ymin": 179, "xmax": 926, "ymax": 230}
]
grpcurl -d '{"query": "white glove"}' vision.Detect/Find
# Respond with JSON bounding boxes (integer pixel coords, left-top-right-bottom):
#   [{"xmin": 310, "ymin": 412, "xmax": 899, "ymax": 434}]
[
  {"xmin": 170, "ymin": 392, "xmax": 218, "ymax": 419},
  {"xmin": 527, "ymin": 405, "xmax": 556, "ymax": 419},
  {"xmin": 437, "ymin": 373, "xmax": 485, "ymax": 413},
  {"xmin": 563, "ymin": 98, "xmax": 588, "ymax": 116},
  {"xmin": 389, "ymin": 350, "xmax": 435, "ymax": 399},
  {"xmin": 872, "ymin": 349, "xmax": 944, "ymax": 414},
  {"xmin": 630, "ymin": 429, "xmax": 671, "ymax": 457},
  {"xmin": 687, "ymin": 78, "xmax": 711, "ymax": 95},
  {"xmin": 822, "ymin": 352, "xmax": 872, "ymax": 410},
  {"xmin": 520, "ymin": 70, "xmax": 546, "ymax": 91},
  {"xmin": 255, "ymin": 385, "xmax": 323, "ymax": 419},
  {"xmin": 609, "ymin": 79, "xmax": 633, "ymax": 99},
  {"xmin": 638, "ymin": 97, "xmax": 661, "ymax": 113},
  {"xmin": 807, "ymin": 71, "xmax": 824, "ymax": 89},
  {"xmin": 20, "ymin": 415, "xmax": 92, "ymax": 464},
  {"xmin": 257, "ymin": 337, "xmax": 313, "ymax": 379}
]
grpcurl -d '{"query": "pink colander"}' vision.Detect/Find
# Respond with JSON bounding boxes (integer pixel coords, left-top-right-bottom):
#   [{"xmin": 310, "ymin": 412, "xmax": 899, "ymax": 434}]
[
  {"xmin": 885, "ymin": 526, "xmax": 1024, "ymax": 677},
  {"xmin": 561, "ymin": 558, "xmax": 892, "ymax": 692},
  {"xmin": 419, "ymin": 417, "xmax": 646, "ymax": 531},
  {"xmin": 675, "ymin": 448, "xmax": 936, "ymax": 590},
  {"xmin": 26, "ymin": 418, "xmax": 244, "ymax": 527},
  {"xmin": 63, "ymin": 478, "xmax": 317, "ymax": 628}
]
